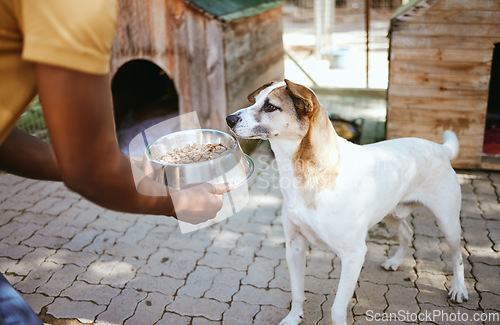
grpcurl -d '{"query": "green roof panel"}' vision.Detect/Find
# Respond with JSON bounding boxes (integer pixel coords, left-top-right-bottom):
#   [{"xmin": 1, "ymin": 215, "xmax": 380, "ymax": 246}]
[{"xmin": 189, "ymin": 0, "xmax": 282, "ymax": 20}]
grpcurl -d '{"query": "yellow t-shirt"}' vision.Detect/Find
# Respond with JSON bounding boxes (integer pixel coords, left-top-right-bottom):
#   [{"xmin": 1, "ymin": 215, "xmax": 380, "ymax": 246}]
[{"xmin": 0, "ymin": 0, "xmax": 117, "ymax": 144}]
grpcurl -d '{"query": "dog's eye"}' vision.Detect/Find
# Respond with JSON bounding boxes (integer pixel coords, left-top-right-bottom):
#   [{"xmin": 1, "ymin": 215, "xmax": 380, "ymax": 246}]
[{"xmin": 263, "ymin": 103, "xmax": 280, "ymax": 113}]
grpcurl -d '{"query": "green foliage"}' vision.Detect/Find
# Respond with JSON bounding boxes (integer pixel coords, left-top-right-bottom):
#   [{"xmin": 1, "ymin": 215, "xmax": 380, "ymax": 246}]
[{"xmin": 16, "ymin": 97, "xmax": 49, "ymax": 140}]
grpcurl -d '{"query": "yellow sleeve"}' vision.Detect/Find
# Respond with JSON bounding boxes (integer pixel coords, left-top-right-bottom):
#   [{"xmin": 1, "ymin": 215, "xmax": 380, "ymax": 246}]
[{"xmin": 21, "ymin": 0, "xmax": 117, "ymax": 75}]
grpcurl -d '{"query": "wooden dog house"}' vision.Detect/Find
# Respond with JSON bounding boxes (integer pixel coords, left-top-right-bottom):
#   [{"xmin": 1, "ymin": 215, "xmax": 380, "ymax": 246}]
[
  {"xmin": 109, "ymin": 0, "xmax": 284, "ymax": 133},
  {"xmin": 386, "ymin": 0, "xmax": 500, "ymax": 169}
]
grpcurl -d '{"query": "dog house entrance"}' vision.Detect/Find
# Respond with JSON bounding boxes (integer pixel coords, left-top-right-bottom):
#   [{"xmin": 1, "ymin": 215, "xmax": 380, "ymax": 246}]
[
  {"xmin": 484, "ymin": 44, "xmax": 500, "ymax": 163},
  {"xmin": 111, "ymin": 60, "xmax": 179, "ymax": 154}
]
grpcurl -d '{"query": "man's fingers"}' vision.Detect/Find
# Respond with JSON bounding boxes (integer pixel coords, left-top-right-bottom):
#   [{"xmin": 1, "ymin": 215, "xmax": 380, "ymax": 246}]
[{"xmin": 213, "ymin": 182, "xmax": 235, "ymax": 194}]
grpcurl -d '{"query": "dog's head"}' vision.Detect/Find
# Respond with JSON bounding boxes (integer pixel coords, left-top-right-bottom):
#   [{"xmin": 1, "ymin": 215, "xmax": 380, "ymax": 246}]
[{"xmin": 226, "ymin": 79, "xmax": 322, "ymax": 141}]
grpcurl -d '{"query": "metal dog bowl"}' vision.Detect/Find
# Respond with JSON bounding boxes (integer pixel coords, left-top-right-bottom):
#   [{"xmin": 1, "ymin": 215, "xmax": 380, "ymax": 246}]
[{"xmin": 145, "ymin": 129, "xmax": 254, "ymax": 190}]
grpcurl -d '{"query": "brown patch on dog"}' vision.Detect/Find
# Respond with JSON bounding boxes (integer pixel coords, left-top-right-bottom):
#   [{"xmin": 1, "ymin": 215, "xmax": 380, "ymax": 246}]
[
  {"xmin": 247, "ymin": 82, "xmax": 274, "ymax": 104},
  {"xmin": 285, "ymin": 80, "xmax": 341, "ymax": 208}
]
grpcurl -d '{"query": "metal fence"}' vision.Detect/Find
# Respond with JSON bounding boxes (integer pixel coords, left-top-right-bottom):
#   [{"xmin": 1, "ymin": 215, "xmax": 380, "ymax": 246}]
[{"xmin": 16, "ymin": 97, "xmax": 49, "ymax": 140}]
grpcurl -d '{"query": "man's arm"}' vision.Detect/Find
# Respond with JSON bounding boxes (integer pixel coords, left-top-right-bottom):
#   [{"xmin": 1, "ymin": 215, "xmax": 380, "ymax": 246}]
[
  {"xmin": 34, "ymin": 63, "xmax": 223, "ymax": 220},
  {"xmin": 0, "ymin": 127, "xmax": 61, "ymax": 181}
]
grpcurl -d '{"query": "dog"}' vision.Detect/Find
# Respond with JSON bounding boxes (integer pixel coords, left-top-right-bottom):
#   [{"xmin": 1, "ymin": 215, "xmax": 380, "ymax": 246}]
[{"xmin": 226, "ymin": 80, "xmax": 468, "ymax": 325}]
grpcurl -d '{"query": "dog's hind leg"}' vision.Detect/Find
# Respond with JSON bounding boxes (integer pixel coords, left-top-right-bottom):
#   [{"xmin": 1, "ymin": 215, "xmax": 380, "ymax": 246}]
[
  {"xmin": 280, "ymin": 222, "xmax": 307, "ymax": 325},
  {"xmin": 381, "ymin": 213, "xmax": 413, "ymax": 271},
  {"xmin": 423, "ymin": 181, "xmax": 468, "ymax": 303}
]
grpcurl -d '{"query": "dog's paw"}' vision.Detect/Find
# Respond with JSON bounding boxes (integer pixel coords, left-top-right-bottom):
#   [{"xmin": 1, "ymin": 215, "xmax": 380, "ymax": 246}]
[
  {"xmin": 279, "ymin": 312, "xmax": 303, "ymax": 325},
  {"xmin": 448, "ymin": 283, "xmax": 468, "ymax": 303},
  {"xmin": 381, "ymin": 258, "xmax": 401, "ymax": 271}
]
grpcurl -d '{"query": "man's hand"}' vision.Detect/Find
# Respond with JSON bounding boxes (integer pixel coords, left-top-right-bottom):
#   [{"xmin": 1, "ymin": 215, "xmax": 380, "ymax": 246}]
[{"xmin": 169, "ymin": 183, "xmax": 229, "ymax": 225}]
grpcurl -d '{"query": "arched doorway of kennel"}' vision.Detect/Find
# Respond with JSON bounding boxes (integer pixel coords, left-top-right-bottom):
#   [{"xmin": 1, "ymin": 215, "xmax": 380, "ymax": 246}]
[{"xmin": 111, "ymin": 59, "xmax": 180, "ymax": 155}]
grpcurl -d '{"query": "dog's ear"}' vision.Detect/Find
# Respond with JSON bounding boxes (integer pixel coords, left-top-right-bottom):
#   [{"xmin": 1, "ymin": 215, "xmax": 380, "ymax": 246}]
[
  {"xmin": 285, "ymin": 79, "xmax": 316, "ymax": 116},
  {"xmin": 247, "ymin": 82, "xmax": 274, "ymax": 104}
]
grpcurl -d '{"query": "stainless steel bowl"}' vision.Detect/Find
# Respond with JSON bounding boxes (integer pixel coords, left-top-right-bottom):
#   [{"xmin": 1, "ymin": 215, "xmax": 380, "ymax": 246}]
[{"xmin": 145, "ymin": 129, "xmax": 254, "ymax": 190}]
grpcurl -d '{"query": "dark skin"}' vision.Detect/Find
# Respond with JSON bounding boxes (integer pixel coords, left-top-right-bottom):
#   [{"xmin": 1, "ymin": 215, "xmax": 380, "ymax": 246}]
[{"xmin": 0, "ymin": 63, "xmax": 224, "ymax": 224}]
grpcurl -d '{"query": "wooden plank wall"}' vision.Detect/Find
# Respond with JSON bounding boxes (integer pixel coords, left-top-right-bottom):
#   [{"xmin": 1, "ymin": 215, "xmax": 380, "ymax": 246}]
[
  {"xmin": 223, "ymin": 6, "xmax": 285, "ymax": 113},
  {"xmin": 387, "ymin": 0, "xmax": 500, "ymax": 168},
  {"xmin": 110, "ymin": 0, "xmax": 228, "ymax": 130}
]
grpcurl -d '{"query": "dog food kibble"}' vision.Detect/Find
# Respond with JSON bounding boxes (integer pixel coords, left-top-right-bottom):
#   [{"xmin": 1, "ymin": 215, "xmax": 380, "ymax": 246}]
[{"xmin": 159, "ymin": 143, "xmax": 229, "ymax": 164}]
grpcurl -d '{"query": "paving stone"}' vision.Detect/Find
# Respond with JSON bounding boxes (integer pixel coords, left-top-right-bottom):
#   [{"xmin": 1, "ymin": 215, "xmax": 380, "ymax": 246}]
[
  {"xmin": 415, "ymin": 271, "xmax": 449, "ymax": 307},
  {"xmin": 198, "ymin": 252, "xmax": 253, "ymax": 272},
  {"xmin": 205, "ymin": 268, "xmax": 245, "ymax": 302},
  {"xmin": 8, "ymin": 247, "xmax": 56, "ymax": 276},
  {"xmin": 62, "ymin": 228, "xmax": 103, "ymax": 252},
  {"xmin": 320, "ymin": 293, "xmax": 356, "ymax": 325},
  {"xmin": 37, "ymin": 264, "xmax": 82, "ymax": 296},
  {"xmin": 95, "ymin": 288, "xmax": 147, "ymax": 325},
  {"xmin": 0, "ymin": 256, "xmax": 19, "ymax": 273},
  {"xmin": 256, "ymin": 244, "xmax": 286, "ymax": 260},
  {"xmin": 88, "ymin": 214, "xmax": 134, "ymax": 233},
  {"xmin": 242, "ymin": 257, "xmax": 278, "ymax": 288},
  {"xmin": 233, "ymin": 285, "xmax": 290, "ymax": 308},
  {"xmin": 269, "ymin": 259, "xmax": 290, "ymax": 291},
  {"xmin": 207, "ymin": 230, "xmax": 240, "ymax": 255},
  {"xmin": 61, "ymin": 280, "xmax": 120, "ymax": 305},
  {"xmin": 0, "ymin": 244, "xmax": 34, "ymax": 259},
  {"xmin": 22, "ymin": 233, "xmax": 70, "ymax": 250},
  {"xmin": 140, "ymin": 249, "xmax": 203, "ymax": 279},
  {"xmin": 160, "ymin": 234, "xmax": 211, "ymax": 253},
  {"xmin": 67, "ymin": 208, "xmax": 99, "ymax": 228},
  {"xmin": 44, "ymin": 199, "xmax": 73, "ymax": 216},
  {"xmin": 165, "ymin": 295, "xmax": 229, "ymax": 321},
  {"xmin": 231, "ymin": 233, "xmax": 262, "ymax": 257},
  {"xmin": 37, "ymin": 220, "xmax": 81, "ymax": 240},
  {"xmin": 47, "ymin": 249, "xmax": 99, "ymax": 268},
  {"xmin": 460, "ymin": 200, "xmax": 483, "ymax": 219},
  {"xmin": 472, "ymin": 262, "xmax": 500, "ymax": 295},
  {"xmin": 157, "ymin": 312, "xmax": 190, "ymax": 325},
  {"xmin": 191, "ymin": 317, "xmax": 220, "ymax": 325},
  {"xmin": 2, "ymin": 221, "xmax": 40, "ymax": 245},
  {"xmin": 385, "ymin": 284, "xmax": 419, "ymax": 315},
  {"xmin": 104, "ymin": 241, "xmax": 154, "ymax": 260},
  {"xmin": 100, "ymin": 257, "xmax": 144, "ymax": 288},
  {"xmin": 305, "ymin": 246, "xmax": 336, "ymax": 279},
  {"xmin": 14, "ymin": 261, "xmax": 61, "ymax": 293},
  {"xmin": 126, "ymin": 273, "xmax": 184, "ymax": 294},
  {"xmin": 253, "ymin": 305, "xmax": 289, "ymax": 325},
  {"xmin": 302, "ymin": 292, "xmax": 326, "ymax": 324},
  {"xmin": 27, "ymin": 197, "xmax": 60, "ymax": 214},
  {"xmin": 124, "ymin": 292, "xmax": 172, "ymax": 325},
  {"xmin": 359, "ymin": 261, "xmax": 417, "ymax": 287},
  {"xmin": 222, "ymin": 301, "xmax": 260, "ymax": 324},
  {"xmin": 178, "ymin": 266, "xmax": 220, "ymax": 298},
  {"xmin": 83, "ymin": 230, "xmax": 123, "ymax": 255},
  {"xmin": 46, "ymin": 297, "xmax": 106, "ymax": 323},
  {"xmin": 115, "ymin": 222, "xmax": 155, "ymax": 246},
  {"xmin": 78, "ymin": 254, "xmax": 119, "ymax": 284},
  {"xmin": 21, "ymin": 292, "xmax": 54, "ymax": 314},
  {"xmin": 353, "ymin": 281, "xmax": 387, "ymax": 316}
]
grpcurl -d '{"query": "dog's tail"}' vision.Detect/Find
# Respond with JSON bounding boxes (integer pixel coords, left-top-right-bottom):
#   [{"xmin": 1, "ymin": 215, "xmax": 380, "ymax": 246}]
[{"xmin": 442, "ymin": 130, "xmax": 459, "ymax": 161}]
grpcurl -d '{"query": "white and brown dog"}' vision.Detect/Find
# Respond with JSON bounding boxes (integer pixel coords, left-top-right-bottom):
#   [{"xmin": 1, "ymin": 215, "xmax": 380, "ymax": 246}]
[{"xmin": 226, "ymin": 80, "xmax": 468, "ymax": 325}]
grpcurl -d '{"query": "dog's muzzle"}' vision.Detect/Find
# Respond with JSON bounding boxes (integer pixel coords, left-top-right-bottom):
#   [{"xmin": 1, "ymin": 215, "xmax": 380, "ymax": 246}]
[{"xmin": 226, "ymin": 113, "xmax": 240, "ymax": 129}]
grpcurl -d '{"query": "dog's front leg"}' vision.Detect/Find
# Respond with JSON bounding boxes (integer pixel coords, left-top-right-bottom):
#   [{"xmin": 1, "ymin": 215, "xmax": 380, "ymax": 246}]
[
  {"xmin": 331, "ymin": 246, "xmax": 367, "ymax": 325},
  {"xmin": 280, "ymin": 219, "xmax": 307, "ymax": 325}
]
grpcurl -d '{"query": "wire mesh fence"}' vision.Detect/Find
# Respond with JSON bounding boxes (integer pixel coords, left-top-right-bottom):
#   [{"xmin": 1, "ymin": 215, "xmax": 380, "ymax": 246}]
[{"xmin": 16, "ymin": 97, "xmax": 49, "ymax": 141}]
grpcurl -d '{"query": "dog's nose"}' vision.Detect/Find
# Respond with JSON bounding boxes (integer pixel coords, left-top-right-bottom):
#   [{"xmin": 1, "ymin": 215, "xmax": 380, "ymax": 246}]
[{"xmin": 226, "ymin": 114, "xmax": 240, "ymax": 129}]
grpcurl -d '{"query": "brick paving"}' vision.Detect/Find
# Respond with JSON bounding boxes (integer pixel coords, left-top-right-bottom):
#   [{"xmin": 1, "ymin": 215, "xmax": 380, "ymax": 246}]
[{"xmin": 0, "ymin": 144, "xmax": 499, "ymax": 324}]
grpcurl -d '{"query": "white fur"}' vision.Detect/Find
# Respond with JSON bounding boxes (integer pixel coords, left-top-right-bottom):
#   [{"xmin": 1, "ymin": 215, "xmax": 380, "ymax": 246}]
[{"xmin": 228, "ymin": 84, "xmax": 467, "ymax": 325}]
